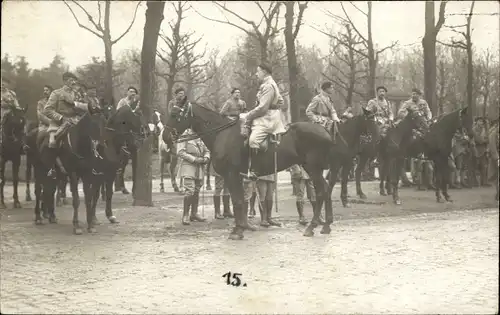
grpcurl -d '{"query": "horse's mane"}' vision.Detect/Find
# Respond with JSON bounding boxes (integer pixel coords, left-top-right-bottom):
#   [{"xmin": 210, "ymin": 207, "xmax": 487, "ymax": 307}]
[{"xmin": 191, "ymin": 102, "xmax": 233, "ymax": 126}]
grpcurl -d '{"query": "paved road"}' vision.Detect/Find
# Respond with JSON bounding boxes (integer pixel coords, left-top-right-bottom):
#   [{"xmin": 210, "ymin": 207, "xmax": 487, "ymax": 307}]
[{"xmin": 1, "ymin": 175, "xmax": 499, "ymax": 314}]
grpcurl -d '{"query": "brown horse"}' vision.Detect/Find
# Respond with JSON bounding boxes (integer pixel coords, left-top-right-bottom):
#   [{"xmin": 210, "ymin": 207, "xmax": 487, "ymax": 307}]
[{"xmin": 164, "ymin": 101, "xmax": 375, "ymax": 239}]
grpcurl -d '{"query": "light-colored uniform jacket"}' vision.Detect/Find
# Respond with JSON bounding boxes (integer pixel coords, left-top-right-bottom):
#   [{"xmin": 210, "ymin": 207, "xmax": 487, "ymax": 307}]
[
  {"xmin": 37, "ymin": 97, "xmax": 51, "ymax": 127},
  {"xmin": 177, "ymin": 130, "xmax": 210, "ymax": 180},
  {"xmin": 245, "ymin": 75, "xmax": 286, "ymax": 135},
  {"xmin": 488, "ymin": 124, "xmax": 499, "ymax": 162},
  {"xmin": 220, "ymin": 98, "xmax": 246, "ymax": 119},
  {"xmin": 305, "ymin": 91, "xmax": 339, "ymax": 128},
  {"xmin": 366, "ymin": 97, "xmax": 393, "ymax": 123},
  {"xmin": 473, "ymin": 123, "xmax": 489, "ymax": 157},
  {"xmin": 397, "ymin": 98, "xmax": 432, "ymax": 121},
  {"xmin": 117, "ymin": 96, "xmax": 139, "ymax": 112},
  {"xmin": 43, "ymin": 85, "xmax": 88, "ymax": 132}
]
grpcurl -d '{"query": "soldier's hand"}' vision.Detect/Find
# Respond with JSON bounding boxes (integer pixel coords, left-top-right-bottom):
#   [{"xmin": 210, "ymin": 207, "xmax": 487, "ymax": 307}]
[
  {"xmin": 201, "ymin": 157, "xmax": 210, "ymax": 164},
  {"xmin": 194, "ymin": 157, "xmax": 205, "ymax": 164}
]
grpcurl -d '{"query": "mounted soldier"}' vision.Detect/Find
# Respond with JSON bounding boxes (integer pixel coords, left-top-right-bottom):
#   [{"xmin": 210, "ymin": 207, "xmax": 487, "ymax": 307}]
[
  {"xmin": 242, "ymin": 63, "xmax": 286, "ymax": 179},
  {"xmin": 168, "ymin": 87, "xmax": 187, "ymax": 115},
  {"xmin": 1, "ymin": 76, "xmax": 24, "ymax": 147},
  {"xmin": 42, "ymin": 72, "xmax": 89, "ymax": 178},
  {"xmin": 116, "ymin": 86, "xmax": 140, "ymax": 112},
  {"xmin": 177, "ymin": 128, "xmax": 210, "ymax": 225},
  {"xmin": 305, "ymin": 81, "xmax": 341, "ymax": 141},
  {"xmin": 220, "ymin": 87, "xmax": 247, "ymax": 120},
  {"xmin": 365, "ymin": 86, "xmax": 394, "ymax": 138}
]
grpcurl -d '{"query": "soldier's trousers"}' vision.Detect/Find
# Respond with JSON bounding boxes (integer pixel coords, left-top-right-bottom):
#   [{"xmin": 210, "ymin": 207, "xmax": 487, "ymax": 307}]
[
  {"xmin": 243, "ymin": 179, "xmax": 256, "ymax": 202},
  {"xmin": 248, "ymin": 110, "xmax": 285, "ymax": 149},
  {"xmin": 182, "ymin": 176, "xmax": 202, "ymax": 197},
  {"xmin": 291, "ymin": 178, "xmax": 316, "ymax": 203},
  {"xmin": 256, "ymin": 180, "xmax": 275, "ymax": 204},
  {"xmin": 213, "ymin": 174, "xmax": 229, "ymax": 197}
]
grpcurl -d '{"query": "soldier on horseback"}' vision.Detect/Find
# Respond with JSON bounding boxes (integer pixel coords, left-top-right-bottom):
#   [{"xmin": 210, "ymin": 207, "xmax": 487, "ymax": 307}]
[
  {"xmin": 42, "ymin": 72, "xmax": 89, "ymax": 178},
  {"xmin": 1, "ymin": 76, "xmax": 24, "ymax": 147},
  {"xmin": 220, "ymin": 88, "xmax": 247, "ymax": 120},
  {"xmin": 305, "ymin": 81, "xmax": 340, "ymax": 141},
  {"xmin": 37, "ymin": 85, "xmax": 53, "ymax": 128},
  {"xmin": 365, "ymin": 86, "xmax": 394, "ymax": 138},
  {"xmin": 242, "ymin": 63, "xmax": 286, "ymax": 179},
  {"xmin": 117, "ymin": 86, "xmax": 140, "ymax": 112}
]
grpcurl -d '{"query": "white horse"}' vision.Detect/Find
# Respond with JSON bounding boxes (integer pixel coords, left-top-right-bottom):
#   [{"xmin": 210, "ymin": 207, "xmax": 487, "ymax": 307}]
[{"xmin": 153, "ymin": 110, "xmax": 180, "ymax": 193}]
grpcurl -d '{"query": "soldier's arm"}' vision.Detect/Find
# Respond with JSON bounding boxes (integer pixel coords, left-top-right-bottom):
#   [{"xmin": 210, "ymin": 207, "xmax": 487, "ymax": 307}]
[
  {"xmin": 423, "ymin": 101, "xmax": 432, "ymax": 120},
  {"xmin": 365, "ymin": 99, "xmax": 376, "ymax": 113},
  {"xmin": 10, "ymin": 91, "xmax": 22, "ymax": 109},
  {"xmin": 37, "ymin": 100, "xmax": 52, "ymax": 125},
  {"xmin": 388, "ymin": 101, "xmax": 394, "ymax": 120},
  {"xmin": 396, "ymin": 101, "xmax": 409, "ymax": 119},
  {"xmin": 246, "ymin": 84, "xmax": 273, "ymax": 121},
  {"xmin": 116, "ymin": 98, "xmax": 127, "ymax": 110},
  {"xmin": 330, "ymin": 104, "xmax": 340, "ymax": 122},
  {"xmin": 43, "ymin": 91, "xmax": 63, "ymax": 122},
  {"xmin": 240, "ymin": 100, "xmax": 248, "ymax": 113},
  {"xmin": 305, "ymin": 96, "xmax": 321, "ymax": 122},
  {"xmin": 219, "ymin": 100, "xmax": 230, "ymax": 116},
  {"xmin": 177, "ymin": 142, "xmax": 197, "ymax": 163}
]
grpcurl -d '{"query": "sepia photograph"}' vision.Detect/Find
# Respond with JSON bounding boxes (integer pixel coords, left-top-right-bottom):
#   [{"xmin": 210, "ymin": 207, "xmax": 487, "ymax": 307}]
[{"xmin": 1, "ymin": 0, "xmax": 499, "ymax": 313}]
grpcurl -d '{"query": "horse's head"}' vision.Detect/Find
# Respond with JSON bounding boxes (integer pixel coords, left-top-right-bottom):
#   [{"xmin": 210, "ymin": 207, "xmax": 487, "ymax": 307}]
[
  {"xmin": 405, "ymin": 107, "xmax": 429, "ymax": 133},
  {"xmin": 360, "ymin": 107, "xmax": 380, "ymax": 142},
  {"xmin": 165, "ymin": 97, "xmax": 192, "ymax": 141},
  {"xmin": 458, "ymin": 107, "xmax": 473, "ymax": 137},
  {"xmin": 3, "ymin": 107, "xmax": 26, "ymax": 144},
  {"xmin": 106, "ymin": 105, "xmax": 143, "ymax": 149}
]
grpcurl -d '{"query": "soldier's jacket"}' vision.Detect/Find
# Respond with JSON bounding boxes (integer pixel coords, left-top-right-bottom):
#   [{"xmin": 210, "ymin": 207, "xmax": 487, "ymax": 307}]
[
  {"xmin": 473, "ymin": 123, "xmax": 489, "ymax": 157},
  {"xmin": 37, "ymin": 97, "xmax": 51, "ymax": 127},
  {"xmin": 43, "ymin": 85, "xmax": 80, "ymax": 123},
  {"xmin": 488, "ymin": 124, "xmax": 499, "ymax": 161},
  {"xmin": 452, "ymin": 129, "xmax": 470, "ymax": 158},
  {"xmin": 117, "ymin": 96, "xmax": 139, "ymax": 112},
  {"xmin": 305, "ymin": 91, "xmax": 339, "ymax": 128},
  {"xmin": 220, "ymin": 98, "xmax": 246, "ymax": 118},
  {"xmin": 288, "ymin": 164, "xmax": 310, "ymax": 180},
  {"xmin": 1, "ymin": 88, "xmax": 20, "ymax": 109},
  {"xmin": 397, "ymin": 98, "xmax": 432, "ymax": 121},
  {"xmin": 177, "ymin": 130, "xmax": 210, "ymax": 180},
  {"xmin": 366, "ymin": 98, "xmax": 393, "ymax": 123},
  {"xmin": 245, "ymin": 75, "xmax": 285, "ymax": 122}
]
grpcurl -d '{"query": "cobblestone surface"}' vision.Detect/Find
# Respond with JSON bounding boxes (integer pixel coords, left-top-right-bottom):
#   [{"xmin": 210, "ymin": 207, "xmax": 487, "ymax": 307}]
[{"xmin": 1, "ymin": 175, "xmax": 498, "ymax": 314}]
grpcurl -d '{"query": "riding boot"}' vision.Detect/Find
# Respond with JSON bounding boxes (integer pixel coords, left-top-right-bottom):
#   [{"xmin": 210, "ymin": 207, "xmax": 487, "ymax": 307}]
[
  {"xmin": 296, "ymin": 201, "xmax": 307, "ymax": 225},
  {"xmin": 241, "ymin": 201, "xmax": 258, "ymax": 231},
  {"xmin": 243, "ymin": 148, "xmax": 260, "ymax": 180},
  {"xmin": 259, "ymin": 200, "xmax": 270, "ymax": 227},
  {"xmin": 182, "ymin": 196, "xmax": 192, "ymax": 225},
  {"xmin": 249, "ymin": 191, "xmax": 257, "ymax": 217},
  {"xmin": 213, "ymin": 195, "xmax": 224, "ymax": 219},
  {"xmin": 190, "ymin": 192, "xmax": 206, "ymax": 222},
  {"xmin": 460, "ymin": 170, "xmax": 471, "ymax": 188},
  {"xmin": 266, "ymin": 199, "xmax": 281, "ymax": 227},
  {"xmin": 222, "ymin": 195, "xmax": 234, "ymax": 218}
]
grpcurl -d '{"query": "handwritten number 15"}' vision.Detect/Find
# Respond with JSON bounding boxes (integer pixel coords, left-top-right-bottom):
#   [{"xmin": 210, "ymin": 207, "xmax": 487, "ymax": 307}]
[{"xmin": 222, "ymin": 272, "xmax": 242, "ymax": 287}]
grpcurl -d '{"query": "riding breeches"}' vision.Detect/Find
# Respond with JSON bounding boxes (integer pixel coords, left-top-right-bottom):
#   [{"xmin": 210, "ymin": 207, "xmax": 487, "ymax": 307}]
[
  {"xmin": 256, "ymin": 179, "xmax": 275, "ymax": 202},
  {"xmin": 292, "ymin": 178, "xmax": 316, "ymax": 203},
  {"xmin": 243, "ymin": 179, "xmax": 256, "ymax": 201},
  {"xmin": 182, "ymin": 176, "xmax": 202, "ymax": 197},
  {"xmin": 248, "ymin": 109, "xmax": 286, "ymax": 149},
  {"xmin": 213, "ymin": 174, "xmax": 229, "ymax": 197}
]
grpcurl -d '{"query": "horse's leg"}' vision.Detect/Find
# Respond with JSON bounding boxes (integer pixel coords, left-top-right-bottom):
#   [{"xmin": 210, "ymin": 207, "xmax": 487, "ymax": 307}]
[
  {"xmin": 44, "ymin": 176, "xmax": 58, "ymax": 223},
  {"xmin": 34, "ymin": 171, "xmax": 43, "ymax": 225},
  {"xmin": 433, "ymin": 158, "xmax": 443, "ymax": 203},
  {"xmin": 356, "ymin": 153, "xmax": 368, "ymax": 199},
  {"xmin": 442, "ymin": 157, "xmax": 453, "ymax": 202},
  {"xmin": 206, "ymin": 160, "xmax": 212, "ymax": 190},
  {"xmin": 69, "ymin": 173, "xmax": 82, "ymax": 235},
  {"xmin": 26, "ymin": 155, "xmax": 32, "ymax": 201},
  {"xmin": 225, "ymin": 171, "xmax": 245, "ymax": 240},
  {"xmin": 131, "ymin": 150, "xmax": 137, "ymax": 197},
  {"xmin": 159, "ymin": 154, "xmax": 165, "ymax": 193},
  {"xmin": 81, "ymin": 177, "xmax": 95, "ymax": 233},
  {"xmin": 170, "ymin": 155, "xmax": 180, "ymax": 193},
  {"xmin": 12, "ymin": 155, "xmax": 22, "ymax": 208},
  {"xmin": 391, "ymin": 157, "xmax": 403, "ymax": 205},
  {"xmin": 105, "ymin": 175, "xmax": 118, "ymax": 223},
  {"xmin": 304, "ymin": 168, "xmax": 327, "ymax": 237},
  {"xmin": 379, "ymin": 156, "xmax": 388, "ymax": 196},
  {"xmin": 0, "ymin": 159, "xmax": 6, "ymax": 209},
  {"xmin": 340, "ymin": 159, "xmax": 352, "ymax": 208}
]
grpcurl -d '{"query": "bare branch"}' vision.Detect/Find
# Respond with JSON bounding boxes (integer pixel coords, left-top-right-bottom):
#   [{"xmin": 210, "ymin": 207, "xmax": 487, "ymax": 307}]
[
  {"xmin": 340, "ymin": 2, "xmax": 368, "ymax": 43},
  {"xmin": 213, "ymin": 1, "xmax": 261, "ymax": 35},
  {"xmin": 376, "ymin": 41, "xmax": 399, "ymax": 56},
  {"xmin": 97, "ymin": 1, "xmax": 102, "ymax": 29},
  {"xmin": 349, "ymin": 1, "xmax": 367, "ymax": 17},
  {"xmin": 293, "ymin": 1, "xmax": 308, "ymax": 40},
  {"xmin": 191, "ymin": 4, "xmax": 255, "ymax": 37},
  {"xmin": 434, "ymin": 1, "xmax": 448, "ymax": 34},
  {"xmin": 63, "ymin": 0, "xmax": 103, "ymax": 38},
  {"xmin": 437, "ymin": 39, "xmax": 467, "ymax": 50},
  {"xmin": 111, "ymin": 1, "xmax": 141, "ymax": 44},
  {"xmin": 444, "ymin": 24, "xmax": 467, "ymax": 29}
]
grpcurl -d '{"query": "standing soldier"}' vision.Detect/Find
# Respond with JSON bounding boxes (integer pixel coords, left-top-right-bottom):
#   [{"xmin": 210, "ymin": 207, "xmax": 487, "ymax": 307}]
[
  {"xmin": 305, "ymin": 81, "xmax": 341, "ymax": 141},
  {"xmin": 1, "ymin": 76, "xmax": 24, "ymax": 147},
  {"xmin": 255, "ymin": 174, "xmax": 281, "ymax": 227},
  {"xmin": 242, "ymin": 63, "xmax": 286, "ymax": 179},
  {"xmin": 488, "ymin": 118, "xmax": 499, "ymax": 200},
  {"xmin": 177, "ymin": 128, "xmax": 210, "ymax": 225},
  {"xmin": 220, "ymin": 88, "xmax": 247, "ymax": 119},
  {"xmin": 450, "ymin": 128, "xmax": 471, "ymax": 188},
  {"xmin": 398, "ymin": 88, "xmax": 434, "ymax": 190},
  {"xmin": 288, "ymin": 164, "xmax": 316, "ymax": 226},
  {"xmin": 42, "ymin": 72, "xmax": 87, "ymax": 178},
  {"xmin": 472, "ymin": 117, "xmax": 490, "ymax": 187}
]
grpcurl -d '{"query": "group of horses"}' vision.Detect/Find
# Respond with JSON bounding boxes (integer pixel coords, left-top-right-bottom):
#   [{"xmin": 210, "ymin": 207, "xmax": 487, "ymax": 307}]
[
  {"xmin": 0, "ymin": 104, "xmax": 145, "ymax": 235},
  {"xmin": 1, "ymin": 99, "xmax": 474, "ymax": 240}
]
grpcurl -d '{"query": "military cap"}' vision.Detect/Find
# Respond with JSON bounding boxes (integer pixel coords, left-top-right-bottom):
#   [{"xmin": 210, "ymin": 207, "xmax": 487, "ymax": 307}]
[
  {"xmin": 44, "ymin": 84, "xmax": 54, "ymax": 91},
  {"xmin": 258, "ymin": 63, "xmax": 272, "ymax": 75},
  {"xmin": 376, "ymin": 86, "xmax": 387, "ymax": 92},
  {"xmin": 128, "ymin": 86, "xmax": 138, "ymax": 94},
  {"xmin": 174, "ymin": 87, "xmax": 185, "ymax": 95},
  {"xmin": 474, "ymin": 116, "xmax": 487, "ymax": 123},
  {"xmin": 321, "ymin": 81, "xmax": 333, "ymax": 91},
  {"xmin": 411, "ymin": 88, "xmax": 422, "ymax": 95},
  {"xmin": 62, "ymin": 72, "xmax": 78, "ymax": 81}
]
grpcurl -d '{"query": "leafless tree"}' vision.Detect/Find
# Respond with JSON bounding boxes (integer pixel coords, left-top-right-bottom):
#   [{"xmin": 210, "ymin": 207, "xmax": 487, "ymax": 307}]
[{"xmin": 63, "ymin": 0, "xmax": 141, "ymax": 105}]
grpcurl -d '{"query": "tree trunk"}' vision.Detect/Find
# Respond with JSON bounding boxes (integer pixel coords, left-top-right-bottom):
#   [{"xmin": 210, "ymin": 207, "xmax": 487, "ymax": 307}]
[
  {"xmin": 259, "ymin": 39, "xmax": 269, "ymax": 64},
  {"xmin": 284, "ymin": 2, "xmax": 300, "ymax": 123},
  {"xmin": 466, "ymin": 1, "xmax": 475, "ymax": 125},
  {"xmin": 366, "ymin": 1, "xmax": 376, "ymax": 100},
  {"xmin": 103, "ymin": 1, "xmax": 114, "ymax": 106},
  {"xmin": 438, "ymin": 60, "xmax": 445, "ymax": 114},
  {"xmin": 133, "ymin": 1, "xmax": 165, "ymax": 207},
  {"xmin": 423, "ymin": 1, "xmax": 438, "ymax": 116}
]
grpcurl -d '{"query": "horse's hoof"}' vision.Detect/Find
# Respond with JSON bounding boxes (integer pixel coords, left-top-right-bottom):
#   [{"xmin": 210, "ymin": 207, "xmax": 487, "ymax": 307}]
[
  {"xmin": 92, "ymin": 218, "xmax": 101, "ymax": 225},
  {"xmin": 35, "ymin": 219, "xmax": 43, "ymax": 225},
  {"xmin": 342, "ymin": 201, "xmax": 351, "ymax": 208},
  {"xmin": 379, "ymin": 191, "xmax": 387, "ymax": 196},
  {"xmin": 49, "ymin": 216, "xmax": 58, "ymax": 224},
  {"xmin": 436, "ymin": 198, "xmax": 444, "ymax": 203},
  {"xmin": 394, "ymin": 199, "xmax": 402, "ymax": 205},
  {"xmin": 299, "ymin": 217, "xmax": 308, "ymax": 226},
  {"xmin": 108, "ymin": 216, "xmax": 119, "ymax": 224},
  {"xmin": 358, "ymin": 193, "xmax": 367, "ymax": 200},
  {"xmin": 320, "ymin": 226, "xmax": 331, "ymax": 234},
  {"xmin": 13, "ymin": 201, "xmax": 21, "ymax": 209},
  {"xmin": 228, "ymin": 233, "xmax": 244, "ymax": 240},
  {"xmin": 445, "ymin": 198, "xmax": 453, "ymax": 203},
  {"xmin": 26, "ymin": 195, "xmax": 32, "ymax": 202},
  {"xmin": 122, "ymin": 189, "xmax": 130, "ymax": 195},
  {"xmin": 87, "ymin": 227, "xmax": 97, "ymax": 234},
  {"xmin": 303, "ymin": 229, "xmax": 314, "ymax": 237},
  {"xmin": 74, "ymin": 228, "xmax": 83, "ymax": 235}
]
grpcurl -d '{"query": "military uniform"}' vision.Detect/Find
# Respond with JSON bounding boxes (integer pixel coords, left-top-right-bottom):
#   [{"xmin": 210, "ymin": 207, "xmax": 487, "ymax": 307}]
[
  {"xmin": 366, "ymin": 97, "xmax": 394, "ymax": 137},
  {"xmin": 116, "ymin": 96, "xmax": 139, "ymax": 112},
  {"xmin": 450, "ymin": 129, "xmax": 470, "ymax": 187},
  {"xmin": 255, "ymin": 174, "xmax": 281, "ymax": 227},
  {"xmin": 397, "ymin": 98, "xmax": 432, "ymax": 123},
  {"xmin": 37, "ymin": 96, "xmax": 51, "ymax": 128},
  {"xmin": 210, "ymin": 163, "xmax": 233, "ymax": 219},
  {"xmin": 288, "ymin": 164, "xmax": 316, "ymax": 225},
  {"xmin": 245, "ymin": 75, "xmax": 286, "ymax": 149},
  {"xmin": 177, "ymin": 129, "xmax": 210, "ymax": 225},
  {"xmin": 1, "ymin": 87, "xmax": 23, "ymax": 146},
  {"xmin": 306, "ymin": 91, "xmax": 340, "ymax": 130},
  {"xmin": 220, "ymin": 97, "xmax": 247, "ymax": 120},
  {"xmin": 487, "ymin": 124, "xmax": 499, "ymax": 200},
  {"xmin": 472, "ymin": 119, "xmax": 490, "ymax": 186}
]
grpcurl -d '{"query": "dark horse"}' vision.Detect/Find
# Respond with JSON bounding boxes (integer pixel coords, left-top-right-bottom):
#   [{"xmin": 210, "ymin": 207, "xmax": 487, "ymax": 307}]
[
  {"xmin": 36, "ymin": 112, "xmax": 103, "ymax": 234},
  {"xmin": 164, "ymin": 101, "xmax": 373, "ymax": 239},
  {"xmin": 377, "ymin": 108, "xmax": 429, "ymax": 205},
  {"xmin": 152, "ymin": 110, "xmax": 179, "ymax": 193},
  {"xmin": 323, "ymin": 113, "xmax": 380, "ymax": 208},
  {"xmin": 0, "ymin": 107, "xmax": 26, "ymax": 209},
  {"xmin": 91, "ymin": 105, "xmax": 144, "ymax": 224}
]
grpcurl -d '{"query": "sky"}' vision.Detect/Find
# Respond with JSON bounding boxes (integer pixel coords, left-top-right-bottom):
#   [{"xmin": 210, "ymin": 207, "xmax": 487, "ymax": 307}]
[{"xmin": 1, "ymin": 1, "xmax": 499, "ymax": 70}]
